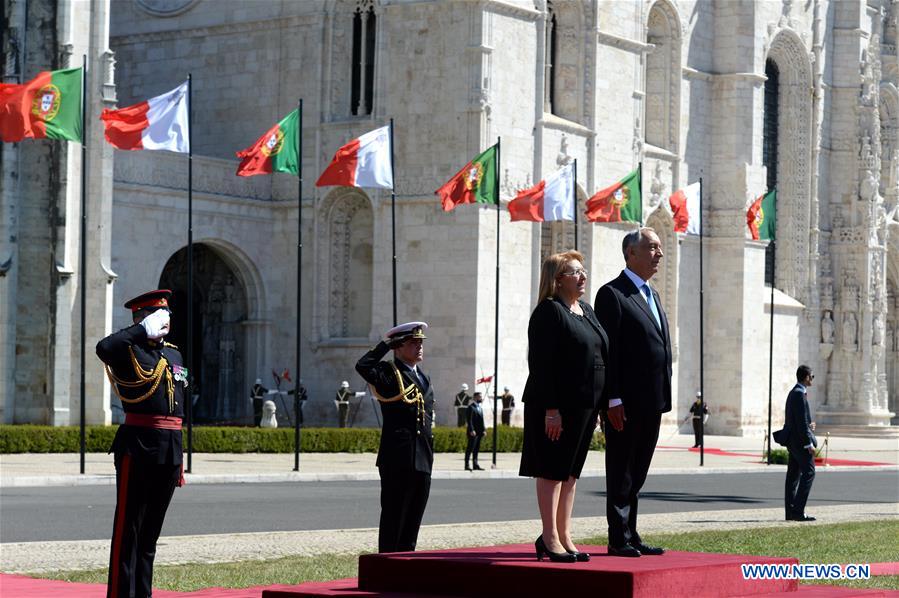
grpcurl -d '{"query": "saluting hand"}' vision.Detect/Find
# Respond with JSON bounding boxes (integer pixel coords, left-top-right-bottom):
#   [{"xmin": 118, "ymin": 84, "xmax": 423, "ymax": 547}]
[
  {"xmin": 140, "ymin": 309, "xmax": 170, "ymax": 340},
  {"xmin": 544, "ymin": 409, "xmax": 562, "ymax": 441}
]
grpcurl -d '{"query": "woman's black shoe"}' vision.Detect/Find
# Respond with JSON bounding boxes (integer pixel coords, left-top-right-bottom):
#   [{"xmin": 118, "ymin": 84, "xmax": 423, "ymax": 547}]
[
  {"xmin": 566, "ymin": 549, "xmax": 590, "ymax": 562},
  {"xmin": 535, "ymin": 536, "xmax": 577, "ymax": 563}
]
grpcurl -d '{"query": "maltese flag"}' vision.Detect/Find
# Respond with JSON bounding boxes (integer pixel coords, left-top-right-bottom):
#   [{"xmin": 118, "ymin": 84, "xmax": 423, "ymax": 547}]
[
  {"xmin": 315, "ymin": 125, "xmax": 393, "ymax": 189},
  {"xmin": 669, "ymin": 182, "xmax": 701, "ymax": 234},
  {"xmin": 508, "ymin": 163, "xmax": 575, "ymax": 222},
  {"xmin": 100, "ymin": 81, "xmax": 189, "ymax": 153}
]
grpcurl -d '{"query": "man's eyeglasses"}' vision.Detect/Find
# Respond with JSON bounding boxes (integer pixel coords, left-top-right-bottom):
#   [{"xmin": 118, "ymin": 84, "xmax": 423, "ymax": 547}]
[{"xmin": 560, "ymin": 268, "xmax": 588, "ymax": 278}]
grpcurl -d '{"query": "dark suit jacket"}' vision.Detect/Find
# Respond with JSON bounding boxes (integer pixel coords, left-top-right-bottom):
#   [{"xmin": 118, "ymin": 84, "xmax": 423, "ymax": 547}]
[
  {"xmin": 784, "ymin": 384, "xmax": 817, "ymax": 449},
  {"xmin": 467, "ymin": 402, "xmax": 486, "ymax": 435},
  {"xmin": 521, "ymin": 297, "xmax": 609, "ymax": 411},
  {"xmin": 594, "ymin": 271, "xmax": 672, "ymax": 415},
  {"xmin": 356, "ymin": 341, "xmax": 434, "ymax": 474}
]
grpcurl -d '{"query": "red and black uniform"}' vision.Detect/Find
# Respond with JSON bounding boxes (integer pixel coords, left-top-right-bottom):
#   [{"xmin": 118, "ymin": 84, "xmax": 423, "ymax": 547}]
[{"xmin": 97, "ymin": 323, "xmax": 186, "ymax": 598}]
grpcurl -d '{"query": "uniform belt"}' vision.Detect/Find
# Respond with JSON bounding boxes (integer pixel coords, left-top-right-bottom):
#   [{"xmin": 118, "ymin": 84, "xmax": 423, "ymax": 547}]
[{"xmin": 124, "ymin": 414, "xmax": 183, "ymax": 430}]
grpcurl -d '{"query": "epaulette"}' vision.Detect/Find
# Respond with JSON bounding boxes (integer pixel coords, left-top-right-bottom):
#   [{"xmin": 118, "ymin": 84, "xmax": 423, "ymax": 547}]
[{"xmin": 163, "ymin": 341, "xmax": 179, "ymax": 349}]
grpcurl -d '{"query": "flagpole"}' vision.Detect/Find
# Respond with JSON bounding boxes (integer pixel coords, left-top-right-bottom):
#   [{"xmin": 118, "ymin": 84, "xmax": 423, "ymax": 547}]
[
  {"xmin": 638, "ymin": 161, "xmax": 644, "ymax": 226},
  {"xmin": 186, "ymin": 73, "xmax": 194, "ymax": 473},
  {"xmin": 492, "ymin": 137, "xmax": 501, "ymax": 468},
  {"xmin": 294, "ymin": 98, "xmax": 303, "ymax": 472},
  {"xmin": 389, "ymin": 118, "xmax": 397, "ymax": 326},
  {"xmin": 699, "ymin": 176, "xmax": 705, "ymax": 467},
  {"xmin": 766, "ymin": 237, "xmax": 776, "ymax": 464},
  {"xmin": 79, "ymin": 54, "xmax": 88, "ymax": 475},
  {"xmin": 573, "ymin": 159, "xmax": 578, "ymax": 252}
]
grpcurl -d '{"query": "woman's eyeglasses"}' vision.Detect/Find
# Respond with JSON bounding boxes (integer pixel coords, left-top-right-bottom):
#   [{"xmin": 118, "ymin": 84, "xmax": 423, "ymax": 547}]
[{"xmin": 560, "ymin": 268, "xmax": 588, "ymax": 278}]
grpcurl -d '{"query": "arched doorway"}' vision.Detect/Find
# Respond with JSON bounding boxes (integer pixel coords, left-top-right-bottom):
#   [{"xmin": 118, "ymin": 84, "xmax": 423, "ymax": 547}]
[{"xmin": 159, "ymin": 244, "xmax": 249, "ymax": 424}]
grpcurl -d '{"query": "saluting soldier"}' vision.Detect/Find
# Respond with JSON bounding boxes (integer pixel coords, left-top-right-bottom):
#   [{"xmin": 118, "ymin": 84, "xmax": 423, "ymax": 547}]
[
  {"xmin": 454, "ymin": 383, "xmax": 472, "ymax": 427},
  {"xmin": 96, "ymin": 289, "xmax": 188, "ymax": 598},
  {"xmin": 355, "ymin": 321, "xmax": 434, "ymax": 553}
]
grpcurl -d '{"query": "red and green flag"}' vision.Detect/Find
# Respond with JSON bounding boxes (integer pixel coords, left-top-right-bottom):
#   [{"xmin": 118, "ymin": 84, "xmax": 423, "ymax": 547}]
[
  {"xmin": 0, "ymin": 67, "xmax": 83, "ymax": 142},
  {"xmin": 585, "ymin": 168, "xmax": 641, "ymax": 223},
  {"xmin": 747, "ymin": 189, "xmax": 776, "ymax": 240},
  {"xmin": 435, "ymin": 144, "xmax": 498, "ymax": 211},
  {"xmin": 235, "ymin": 109, "xmax": 299, "ymax": 176}
]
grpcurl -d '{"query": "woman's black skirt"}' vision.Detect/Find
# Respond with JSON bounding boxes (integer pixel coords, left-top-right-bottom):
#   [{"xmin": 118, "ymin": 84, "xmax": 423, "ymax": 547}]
[{"xmin": 518, "ymin": 401, "xmax": 598, "ymax": 481}]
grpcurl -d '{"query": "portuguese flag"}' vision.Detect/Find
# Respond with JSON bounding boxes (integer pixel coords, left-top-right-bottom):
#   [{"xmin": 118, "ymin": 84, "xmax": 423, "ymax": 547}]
[
  {"xmin": 435, "ymin": 144, "xmax": 498, "ymax": 211},
  {"xmin": 235, "ymin": 109, "xmax": 299, "ymax": 176},
  {"xmin": 0, "ymin": 67, "xmax": 83, "ymax": 143},
  {"xmin": 585, "ymin": 168, "xmax": 641, "ymax": 223},
  {"xmin": 747, "ymin": 189, "xmax": 776, "ymax": 240}
]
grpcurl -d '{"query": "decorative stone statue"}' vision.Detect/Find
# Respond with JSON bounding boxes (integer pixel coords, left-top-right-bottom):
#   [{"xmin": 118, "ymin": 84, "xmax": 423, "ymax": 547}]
[
  {"xmin": 648, "ymin": 162, "xmax": 665, "ymax": 211},
  {"xmin": 843, "ymin": 312, "xmax": 858, "ymax": 349},
  {"xmin": 873, "ymin": 313, "xmax": 885, "ymax": 346},
  {"xmin": 260, "ymin": 400, "xmax": 278, "ymax": 428},
  {"xmin": 821, "ymin": 310, "xmax": 835, "ymax": 344}
]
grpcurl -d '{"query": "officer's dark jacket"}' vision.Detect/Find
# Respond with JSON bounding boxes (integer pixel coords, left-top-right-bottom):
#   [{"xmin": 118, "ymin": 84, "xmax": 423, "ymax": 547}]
[
  {"xmin": 355, "ymin": 341, "xmax": 434, "ymax": 474},
  {"xmin": 96, "ymin": 324, "xmax": 185, "ymax": 465}
]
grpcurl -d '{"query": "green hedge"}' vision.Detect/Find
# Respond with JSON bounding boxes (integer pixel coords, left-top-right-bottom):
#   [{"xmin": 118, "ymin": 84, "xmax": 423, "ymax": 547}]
[{"xmin": 0, "ymin": 424, "xmax": 605, "ymax": 454}]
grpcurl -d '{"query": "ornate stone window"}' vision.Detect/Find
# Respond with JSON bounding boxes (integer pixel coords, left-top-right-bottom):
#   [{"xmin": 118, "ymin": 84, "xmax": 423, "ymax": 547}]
[
  {"xmin": 644, "ymin": 1, "xmax": 681, "ymax": 152},
  {"xmin": 325, "ymin": 191, "xmax": 373, "ymax": 338},
  {"xmin": 543, "ymin": 1, "xmax": 583, "ymax": 121},
  {"xmin": 351, "ymin": 0, "xmax": 376, "ymax": 116}
]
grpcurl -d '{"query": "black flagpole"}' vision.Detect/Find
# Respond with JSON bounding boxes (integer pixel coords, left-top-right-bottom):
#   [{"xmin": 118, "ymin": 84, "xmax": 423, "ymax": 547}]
[
  {"xmin": 389, "ymin": 119, "xmax": 397, "ymax": 326},
  {"xmin": 492, "ymin": 137, "xmax": 501, "ymax": 467},
  {"xmin": 186, "ymin": 73, "xmax": 194, "ymax": 473},
  {"xmin": 572, "ymin": 159, "xmax": 578, "ymax": 252},
  {"xmin": 766, "ymin": 237, "xmax": 776, "ymax": 465},
  {"xmin": 79, "ymin": 54, "xmax": 87, "ymax": 474},
  {"xmin": 699, "ymin": 177, "xmax": 705, "ymax": 466},
  {"xmin": 294, "ymin": 99, "xmax": 303, "ymax": 472}
]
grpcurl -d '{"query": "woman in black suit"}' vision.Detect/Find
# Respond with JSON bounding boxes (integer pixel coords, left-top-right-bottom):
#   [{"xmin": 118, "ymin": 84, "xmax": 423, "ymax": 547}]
[{"xmin": 519, "ymin": 250, "xmax": 608, "ymax": 563}]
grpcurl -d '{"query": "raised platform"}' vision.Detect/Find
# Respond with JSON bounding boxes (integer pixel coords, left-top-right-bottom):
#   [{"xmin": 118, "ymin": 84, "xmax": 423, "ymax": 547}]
[{"xmin": 261, "ymin": 544, "xmax": 897, "ymax": 598}]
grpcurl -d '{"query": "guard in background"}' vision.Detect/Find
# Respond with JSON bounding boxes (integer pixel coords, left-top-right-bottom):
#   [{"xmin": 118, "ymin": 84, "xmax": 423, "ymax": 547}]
[
  {"xmin": 500, "ymin": 386, "xmax": 516, "ymax": 426},
  {"xmin": 336, "ymin": 381, "xmax": 352, "ymax": 427},
  {"xmin": 97, "ymin": 289, "xmax": 187, "ymax": 598},
  {"xmin": 356, "ymin": 321, "xmax": 434, "ymax": 553},
  {"xmin": 689, "ymin": 392, "xmax": 709, "ymax": 448},
  {"xmin": 465, "ymin": 392, "xmax": 486, "ymax": 471},
  {"xmin": 250, "ymin": 378, "xmax": 268, "ymax": 427},
  {"xmin": 454, "ymin": 383, "xmax": 471, "ymax": 427}
]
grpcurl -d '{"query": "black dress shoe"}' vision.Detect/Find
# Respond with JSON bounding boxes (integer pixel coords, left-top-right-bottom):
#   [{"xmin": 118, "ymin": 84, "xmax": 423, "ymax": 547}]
[
  {"xmin": 632, "ymin": 542, "xmax": 665, "ymax": 555},
  {"xmin": 786, "ymin": 515, "xmax": 816, "ymax": 522},
  {"xmin": 473, "ymin": 465, "xmax": 484, "ymax": 470},
  {"xmin": 535, "ymin": 536, "xmax": 577, "ymax": 563},
  {"xmin": 566, "ymin": 550, "xmax": 590, "ymax": 562},
  {"xmin": 607, "ymin": 544, "xmax": 641, "ymax": 557},
  {"xmin": 465, "ymin": 465, "xmax": 472, "ymax": 471}
]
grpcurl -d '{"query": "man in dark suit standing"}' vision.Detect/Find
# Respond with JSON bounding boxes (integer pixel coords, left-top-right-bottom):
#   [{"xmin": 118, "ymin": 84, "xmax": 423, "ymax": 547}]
[
  {"xmin": 356, "ymin": 321, "xmax": 434, "ymax": 553},
  {"xmin": 595, "ymin": 228, "xmax": 672, "ymax": 557},
  {"xmin": 465, "ymin": 392, "xmax": 486, "ymax": 471},
  {"xmin": 784, "ymin": 365, "xmax": 817, "ymax": 522}
]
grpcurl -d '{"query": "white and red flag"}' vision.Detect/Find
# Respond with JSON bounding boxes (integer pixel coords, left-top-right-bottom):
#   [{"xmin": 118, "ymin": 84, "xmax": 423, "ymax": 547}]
[
  {"xmin": 100, "ymin": 81, "xmax": 189, "ymax": 153},
  {"xmin": 507, "ymin": 163, "xmax": 575, "ymax": 222},
  {"xmin": 315, "ymin": 125, "xmax": 393, "ymax": 189},
  {"xmin": 669, "ymin": 182, "xmax": 701, "ymax": 234}
]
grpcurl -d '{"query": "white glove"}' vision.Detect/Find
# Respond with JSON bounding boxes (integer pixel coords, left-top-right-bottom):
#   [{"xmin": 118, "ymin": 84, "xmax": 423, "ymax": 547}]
[{"xmin": 140, "ymin": 309, "xmax": 170, "ymax": 340}]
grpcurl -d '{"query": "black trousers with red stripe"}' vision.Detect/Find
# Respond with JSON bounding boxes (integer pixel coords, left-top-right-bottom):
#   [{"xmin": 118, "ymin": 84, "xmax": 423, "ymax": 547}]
[{"xmin": 107, "ymin": 454, "xmax": 180, "ymax": 598}]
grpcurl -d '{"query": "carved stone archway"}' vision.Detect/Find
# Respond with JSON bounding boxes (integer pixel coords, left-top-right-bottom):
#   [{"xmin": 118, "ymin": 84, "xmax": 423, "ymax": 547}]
[
  {"xmin": 159, "ymin": 243, "xmax": 250, "ymax": 424},
  {"xmin": 645, "ymin": 0, "xmax": 682, "ymax": 154},
  {"xmin": 766, "ymin": 30, "xmax": 813, "ymax": 303}
]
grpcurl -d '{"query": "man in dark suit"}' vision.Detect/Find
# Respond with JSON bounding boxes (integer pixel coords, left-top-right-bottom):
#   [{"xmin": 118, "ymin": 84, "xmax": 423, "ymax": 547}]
[
  {"xmin": 96, "ymin": 289, "xmax": 188, "ymax": 598},
  {"xmin": 595, "ymin": 228, "xmax": 672, "ymax": 558},
  {"xmin": 356, "ymin": 321, "xmax": 434, "ymax": 553},
  {"xmin": 465, "ymin": 392, "xmax": 486, "ymax": 471},
  {"xmin": 784, "ymin": 365, "xmax": 817, "ymax": 522}
]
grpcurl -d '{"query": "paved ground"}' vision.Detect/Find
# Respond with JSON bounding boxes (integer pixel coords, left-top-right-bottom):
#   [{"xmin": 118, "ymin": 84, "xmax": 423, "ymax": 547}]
[
  {"xmin": 1, "ymin": 434, "xmax": 896, "ymax": 575},
  {"xmin": 3, "ymin": 471, "xmax": 897, "ymax": 542}
]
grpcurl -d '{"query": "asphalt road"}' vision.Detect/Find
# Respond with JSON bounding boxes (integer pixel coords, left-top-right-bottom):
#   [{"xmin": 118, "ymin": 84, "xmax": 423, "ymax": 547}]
[{"xmin": 2, "ymin": 471, "xmax": 896, "ymax": 543}]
